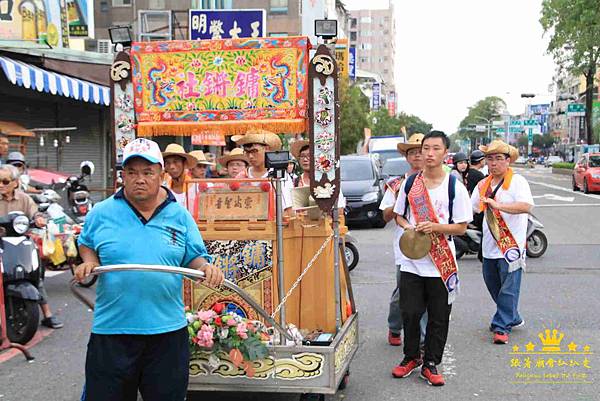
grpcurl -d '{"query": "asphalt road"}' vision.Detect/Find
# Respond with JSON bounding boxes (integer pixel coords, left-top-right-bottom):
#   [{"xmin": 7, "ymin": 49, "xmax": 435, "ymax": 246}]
[{"xmin": 1, "ymin": 166, "xmax": 598, "ymax": 401}]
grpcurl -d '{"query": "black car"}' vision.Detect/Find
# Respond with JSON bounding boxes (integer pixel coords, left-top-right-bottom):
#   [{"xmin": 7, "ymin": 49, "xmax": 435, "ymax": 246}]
[
  {"xmin": 382, "ymin": 157, "xmax": 411, "ymax": 179},
  {"xmin": 340, "ymin": 155, "xmax": 386, "ymax": 228}
]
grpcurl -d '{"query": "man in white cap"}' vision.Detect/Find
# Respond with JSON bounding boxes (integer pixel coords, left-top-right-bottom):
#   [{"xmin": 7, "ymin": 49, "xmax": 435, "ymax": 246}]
[{"xmin": 75, "ymin": 138, "xmax": 224, "ymax": 401}]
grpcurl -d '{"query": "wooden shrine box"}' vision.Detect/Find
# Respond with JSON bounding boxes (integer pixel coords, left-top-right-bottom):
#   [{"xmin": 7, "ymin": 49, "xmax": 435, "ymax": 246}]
[{"xmin": 182, "ymin": 179, "xmax": 350, "ymax": 333}]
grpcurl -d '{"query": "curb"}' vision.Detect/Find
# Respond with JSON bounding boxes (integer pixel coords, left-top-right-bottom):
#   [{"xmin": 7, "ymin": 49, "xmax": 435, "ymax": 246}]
[{"xmin": 551, "ymin": 167, "xmax": 572, "ymax": 176}]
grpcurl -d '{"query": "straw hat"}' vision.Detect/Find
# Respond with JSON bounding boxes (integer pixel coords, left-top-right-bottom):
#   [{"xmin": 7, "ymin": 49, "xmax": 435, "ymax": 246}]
[
  {"xmin": 397, "ymin": 133, "xmax": 424, "ymax": 154},
  {"xmin": 231, "ymin": 129, "xmax": 282, "ymax": 151},
  {"xmin": 479, "ymin": 139, "xmax": 519, "ymax": 163},
  {"xmin": 162, "ymin": 143, "xmax": 197, "ymax": 168},
  {"xmin": 399, "ymin": 229, "xmax": 432, "ymax": 260},
  {"xmin": 290, "ymin": 139, "xmax": 310, "ymax": 159},
  {"xmin": 189, "ymin": 150, "xmax": 216, "ymax": 166},
  {"xmin": 218, "ymin": 148, "xmax": 249, "ymax": 166}
]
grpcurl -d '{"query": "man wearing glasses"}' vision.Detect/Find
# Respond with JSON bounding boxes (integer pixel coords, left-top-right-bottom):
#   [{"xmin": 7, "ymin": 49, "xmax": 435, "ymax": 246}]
[{"xmin": 471, "ymin": 140, "xmax": 534, "ymax": 345}]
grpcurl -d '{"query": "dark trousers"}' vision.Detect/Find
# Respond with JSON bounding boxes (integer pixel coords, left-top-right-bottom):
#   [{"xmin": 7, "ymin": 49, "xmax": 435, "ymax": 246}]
[
  {"xmin": 81, "ymin": 326, "xmax": 190, "ymax": 401},
  {"xmin": 399, "ymin": 271, "xmax": 452, "ymax": 365}
]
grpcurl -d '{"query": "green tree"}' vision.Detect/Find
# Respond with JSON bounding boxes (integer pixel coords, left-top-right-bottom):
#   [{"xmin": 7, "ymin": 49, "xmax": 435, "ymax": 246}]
[
  {"xmin": 541, "ymin": 0, "xmax": 600, "ymax": 144},
  {"xmin": 339, "ymin": 80, "xmax": 370, "ymax": 154},
  {"xmin": 369, "ymin": 110, "xmax": 432, "ymax": 137},
  {"xmin": 458, "ymin": 96, "xmax": 507, "ymax": 146}
]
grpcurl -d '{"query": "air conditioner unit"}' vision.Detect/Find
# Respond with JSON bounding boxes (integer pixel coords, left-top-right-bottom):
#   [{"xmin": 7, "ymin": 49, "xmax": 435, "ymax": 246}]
[{"xmin": 98, "ymin": 39, "xmax": 113, "ymax": 54}]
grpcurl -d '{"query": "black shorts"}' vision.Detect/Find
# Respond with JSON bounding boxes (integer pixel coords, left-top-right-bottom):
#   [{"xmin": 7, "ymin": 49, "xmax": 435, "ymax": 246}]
[{"xmin": 81, "ymin": 326, "xmax": 190, "ymax": 401}]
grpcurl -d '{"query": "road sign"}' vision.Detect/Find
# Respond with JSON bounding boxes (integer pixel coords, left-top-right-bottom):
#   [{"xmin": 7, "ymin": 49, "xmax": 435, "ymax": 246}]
[
  {"xmin": 567, "ymin": 103, "xmax": 586, "ymax": 117},
  {"xmin": 189, "ymin": 9, "xmax": 266, "ymax": 40},
  {"xmin": 510, "ymin": 120, "xmax": 523, "ymax": 127},
  {"xmin": 475, "ymin": 125, "xmax": 487, "ymax": 132},
  {"xmin": 492, "ymin": 120, "xmax": 505, "ymax": 127},
  {"xmin": 372, "ymin": 82, "xmax": 381, "ymax": 110},
  {"xmin": 496, "ymin": 127, "xmax": 523, "ymax": 134},
  {"xmin": 523, "ymin": 119, "xmax": 538, "ymax": 126}
]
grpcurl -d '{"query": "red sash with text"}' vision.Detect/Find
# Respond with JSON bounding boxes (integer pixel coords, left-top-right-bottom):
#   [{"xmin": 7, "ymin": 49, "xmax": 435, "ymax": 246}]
[{"xmin": 407, "ymin": 174, "xmax": 459, "ymax": 301}]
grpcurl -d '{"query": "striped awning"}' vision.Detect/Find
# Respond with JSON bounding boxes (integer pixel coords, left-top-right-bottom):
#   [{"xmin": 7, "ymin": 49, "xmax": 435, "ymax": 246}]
[{"xmin": 0, "ymin": 56, "xmax": 110, "ymax": 106}]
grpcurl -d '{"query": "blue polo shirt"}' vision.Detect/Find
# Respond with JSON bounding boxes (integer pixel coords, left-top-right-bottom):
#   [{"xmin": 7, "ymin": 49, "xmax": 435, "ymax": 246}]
[{"xmin": 78, "ymin": 188, "xmax": 211, "ymax": 335}]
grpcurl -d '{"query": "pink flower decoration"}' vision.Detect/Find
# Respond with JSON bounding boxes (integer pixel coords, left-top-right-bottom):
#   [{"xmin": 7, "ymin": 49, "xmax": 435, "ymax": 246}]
[
  {"xmin": 236, "ymin": 322, "xmax": 248, "ymax": 339},
  {"xmin": 196, "ymin": 324, "xmax": 214, "ymax": 348},
  {"xmin": 191, "ymin": 59, "xmax": 202, "ymax": 68},
  {"xmin": 227, "ymin": 318, "xmax": 238, "ymax": 327},
  {"xmin": 197, "ymin": 310, "xmax": 216, "ymax": 323}
]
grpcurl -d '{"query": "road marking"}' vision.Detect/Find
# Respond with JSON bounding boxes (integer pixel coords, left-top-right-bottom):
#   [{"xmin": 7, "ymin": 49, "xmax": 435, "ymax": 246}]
[
  {"xmin": 0, "ymin": 327, "xmax": 53, "ymax": 364},
  {"xmin": 527, "ymin": 180, "xmax": 600, "ymax": 201},
  {"xmin": 535, "ymin": 203, "xmax": 600, "ymax": 208},
  {"xmin": 44, "ymin": 270, "xmax": 67, "ymax": 278},
  {"xmin": 532, "ymin": 193, "xmax": 575, "ymax": 202}
]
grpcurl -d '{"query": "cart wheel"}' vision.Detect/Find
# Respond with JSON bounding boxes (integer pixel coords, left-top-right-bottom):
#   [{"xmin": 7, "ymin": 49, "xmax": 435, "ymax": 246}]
[{"xmin": 338, "ymin": 370, "xmax": 350, "ymax": 390}]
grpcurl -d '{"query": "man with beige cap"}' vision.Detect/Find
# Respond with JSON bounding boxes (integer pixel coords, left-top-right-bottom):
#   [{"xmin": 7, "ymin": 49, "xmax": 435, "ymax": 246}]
[
  {"xmin": 471, "ymin": 140, "xmax": 533, "ymax": 345},
  {"xmin": 162, "ymin": 143, "xmax": 197, "ymax": 206},
  {"xmin": 232, "ymin": 129, "xmax": 293, "ymax": 211},
  {"xmin": 379, "ymin": 133, "xmax": 426, "ymax": 347}
]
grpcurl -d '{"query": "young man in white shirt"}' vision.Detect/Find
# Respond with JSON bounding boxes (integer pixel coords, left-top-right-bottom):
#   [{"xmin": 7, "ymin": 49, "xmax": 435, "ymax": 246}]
[
  {"xmin": 392, "ymin": 131, "xmax": 472, "ymax": 386},
  {"xmin": 471, "ymin": 140, "xmax": 534, "ymax": 345},
  {"xmin": 379, "ymin": 133, "xmax": 425, "ymax": 347}
]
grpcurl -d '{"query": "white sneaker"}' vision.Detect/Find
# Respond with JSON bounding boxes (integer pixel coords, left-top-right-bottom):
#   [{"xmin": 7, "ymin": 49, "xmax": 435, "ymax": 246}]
[{"xmin": 513, "ymin": 319, "xmax": 525, "ymax": 329}]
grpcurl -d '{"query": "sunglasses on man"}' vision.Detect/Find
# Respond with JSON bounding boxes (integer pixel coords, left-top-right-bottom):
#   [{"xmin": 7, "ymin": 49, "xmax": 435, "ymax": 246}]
[{"xmin": 0, "ymin": 178, "xmax": 14, "ymax": 186}]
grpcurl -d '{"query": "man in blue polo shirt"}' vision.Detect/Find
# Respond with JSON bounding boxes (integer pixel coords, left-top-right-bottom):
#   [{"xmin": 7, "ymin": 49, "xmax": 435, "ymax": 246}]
[{"xmin": 75, "ymin": 138, "xmax": 224, "ymax": 401}]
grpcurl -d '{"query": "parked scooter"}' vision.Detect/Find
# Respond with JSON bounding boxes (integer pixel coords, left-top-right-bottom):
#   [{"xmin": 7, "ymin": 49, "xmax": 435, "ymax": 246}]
[
  {"xmin": 59, "ymin": 161, "xmax": 95, "ymax": 224},
  {"xmin": 456, "ymin": 214, "xmax": 547, "ymax": 260},
  {"xmin": 0, "ymin": 212, "xmax": 42, "ymax": 344}
]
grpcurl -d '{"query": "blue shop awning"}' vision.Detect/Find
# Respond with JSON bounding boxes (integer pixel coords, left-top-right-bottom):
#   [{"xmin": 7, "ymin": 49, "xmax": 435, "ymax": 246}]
[{"xmin": 0, "ymin": 56, "xmax": 110, "ymax": 106}]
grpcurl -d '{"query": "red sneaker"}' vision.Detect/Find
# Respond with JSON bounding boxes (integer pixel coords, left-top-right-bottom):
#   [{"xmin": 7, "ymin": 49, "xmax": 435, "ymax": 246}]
[
  {"xmin": 388, "ymin": 331, "xmax": 402, "ymax": 346},
  {"xmin": 493, "ymin": 332, "xmax": 509, "ymax": 344},
  {"xmin": 421, "ymin": 363, "xmax": 445, "ymax": 386},
  {"xmin": 392, "ymin": 357, "xmax": 422, "ymax": 378}
]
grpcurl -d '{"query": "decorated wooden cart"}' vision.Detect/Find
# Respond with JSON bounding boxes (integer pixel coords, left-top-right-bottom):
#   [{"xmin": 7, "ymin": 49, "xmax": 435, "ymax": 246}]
[{"xmin": 107, "ymin": 35, "xmax": 358, "ymax": 399}]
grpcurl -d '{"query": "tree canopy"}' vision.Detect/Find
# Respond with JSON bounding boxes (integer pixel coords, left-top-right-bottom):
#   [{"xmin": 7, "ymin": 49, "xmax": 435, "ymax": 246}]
[
  {"xmin": 541, "ymin": 0, "xmax": 600, "ymax": 144},
  {"xmin": 339, "ymin": 79, "xmax": 370, "ymax": 154},
  {"xmin": 456, "ymin": 96, "xmax": 507, "ymax": 145}
]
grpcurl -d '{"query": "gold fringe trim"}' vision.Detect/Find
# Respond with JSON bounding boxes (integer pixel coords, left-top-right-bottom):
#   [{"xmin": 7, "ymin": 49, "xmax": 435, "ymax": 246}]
[{"xmin": 137, "ymin": 119, "xmax": 307, "ymax": 137}]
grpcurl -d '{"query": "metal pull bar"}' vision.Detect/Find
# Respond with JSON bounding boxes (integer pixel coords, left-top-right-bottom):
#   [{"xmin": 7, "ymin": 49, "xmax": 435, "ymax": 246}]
[{"xmin": 71, "ymin": 264, "xmax": 293, "ymax": 341}]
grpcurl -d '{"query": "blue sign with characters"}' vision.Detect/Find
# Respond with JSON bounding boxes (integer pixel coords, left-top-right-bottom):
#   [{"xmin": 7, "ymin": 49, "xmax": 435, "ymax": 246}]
[
  {"xmin": 528, "ymin": 103, "xmax": 550, "ymax": 134},
  {"xmin": 349, "ymin": 47, "xmax": 356, "ymax": 81},
  {"xmin": 189, "ymin": 9, "xmax": 266, "ymax": 40},
  {"xmin": 372, "ymin": 82, "xmax": 381, "ymax": 110}
]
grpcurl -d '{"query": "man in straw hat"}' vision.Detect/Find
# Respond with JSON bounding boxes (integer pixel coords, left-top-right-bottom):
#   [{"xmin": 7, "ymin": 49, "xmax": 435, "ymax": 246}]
[
  {"xmin": 391, "ymin": 130, "xmax": 472, "ymax": 386},
  {"xmin": 232, "ymin": 129, "xmax": 293, "ymax": 211},
  {"xmin": 75, "ymin": 138, "xmax": 223, "ymax": 401},
  {"xmin": 471, "ymin": 140, "xmax": 533, "ymax": 345},
  {"xmin": 188, "ymin": 150, "xmax": 216, "ymax": 179},
  {"xmin": 162, "ymin": 143, "xmax": 197, "ymax": 205},
  {"xmin": 217, "ymin": 148, "xmax": 249, "ymax": 178},
  {"xmin": 379, "ymin": 133, "xmax": 426, "ymax": 347}
]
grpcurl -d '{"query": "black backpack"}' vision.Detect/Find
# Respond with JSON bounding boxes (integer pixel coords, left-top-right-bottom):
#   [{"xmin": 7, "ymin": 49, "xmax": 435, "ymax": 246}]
[{"xmin": 403, "ymin": 173, "xmax": 457, "ymax": 224}]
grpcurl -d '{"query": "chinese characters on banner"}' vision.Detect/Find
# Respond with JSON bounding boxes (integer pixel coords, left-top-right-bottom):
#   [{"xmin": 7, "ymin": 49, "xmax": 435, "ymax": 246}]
[
  {"xmin": 388, "ymin": 91, "xmax": 396, "ymax": 117},
  {"xmin": 348, "ymin": 47, "xmax": 356, "ymax": 81},
  {"xmin": 189, "ymin": 9, "xmax": 266, "ymax": 40},
  {"xmin": 372, "ymin": 82, "xmax": 381, "ymax": 110},
  {"xmin": 195, "ymin": 188, "xmax": 271, "ymax": 221},
  {"xmin": 335, "ymin": 39, "xmax": 349, "ymax": 81},
  {"xmin": 130, "ymin": 37, "xmax": 309, "ymax": 136},
  {"xmin": 191, "ymin": 133, "xmax": 226, "ymax": 146}
]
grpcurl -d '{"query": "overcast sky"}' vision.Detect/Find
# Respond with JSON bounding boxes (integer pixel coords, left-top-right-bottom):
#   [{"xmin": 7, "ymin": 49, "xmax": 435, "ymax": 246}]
[{"xmin": 344, "ymin": 0, "xmax": 556, "ymax": 134}]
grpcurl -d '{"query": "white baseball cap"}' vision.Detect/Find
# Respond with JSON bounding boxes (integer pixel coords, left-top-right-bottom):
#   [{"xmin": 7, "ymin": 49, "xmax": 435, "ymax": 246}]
[{"xmin": 122, "ymin": 138, "xmax": 164, "ymax": 168}]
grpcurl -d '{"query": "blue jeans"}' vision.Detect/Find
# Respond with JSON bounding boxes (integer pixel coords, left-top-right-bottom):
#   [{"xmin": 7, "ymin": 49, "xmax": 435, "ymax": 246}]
[
  {"xmin": 482, "ymin": 258, "xmax": 523, "ymax": 334},
  {"xmin": 388, "ymin": 265, "xmax": 427, "ymax": 344}
]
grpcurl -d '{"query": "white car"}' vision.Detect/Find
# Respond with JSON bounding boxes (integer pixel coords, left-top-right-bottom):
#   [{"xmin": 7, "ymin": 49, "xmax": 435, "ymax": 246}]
[{"xmin": 544, "ymin": 155, "xmax": 562, "ymax": 167}]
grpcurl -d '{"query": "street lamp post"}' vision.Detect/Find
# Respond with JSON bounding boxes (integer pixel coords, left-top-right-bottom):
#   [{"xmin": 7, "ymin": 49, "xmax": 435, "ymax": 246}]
[{"xmin": 474, "ymin": 116, "xmax": 493, "ymax": 144}]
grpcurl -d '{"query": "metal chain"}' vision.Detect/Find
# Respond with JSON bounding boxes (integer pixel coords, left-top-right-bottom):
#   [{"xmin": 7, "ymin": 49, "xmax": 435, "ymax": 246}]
[{"xmin": 270, "ymin": 233, "xmax": 334, "ymax": 319}]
